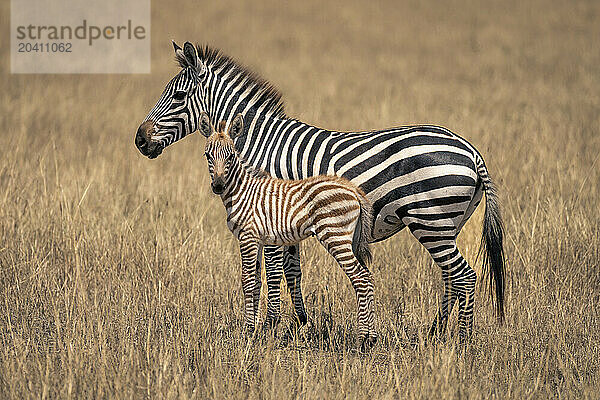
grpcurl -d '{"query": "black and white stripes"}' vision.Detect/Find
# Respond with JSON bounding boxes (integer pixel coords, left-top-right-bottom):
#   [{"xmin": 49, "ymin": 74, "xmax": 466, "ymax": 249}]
[
  {"xmin": 135, "ymin": 42, "xmax": 505, "ymax": 340},
  {"xmin": 200, "ymin": 113, "xmax": 376, "ymax": 345}
]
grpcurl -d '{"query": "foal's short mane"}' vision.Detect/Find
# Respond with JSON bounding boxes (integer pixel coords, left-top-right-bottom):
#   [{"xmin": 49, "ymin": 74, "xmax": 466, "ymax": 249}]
[{"xmin": 181, "ymin": 45, "xmax": 286, "ymax": 118}]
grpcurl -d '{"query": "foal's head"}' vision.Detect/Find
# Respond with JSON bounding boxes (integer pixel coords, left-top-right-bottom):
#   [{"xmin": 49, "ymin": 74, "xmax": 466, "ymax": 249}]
[{"xmin": 199, "ymin": 112, "xmax": 244, "ymax": 195}]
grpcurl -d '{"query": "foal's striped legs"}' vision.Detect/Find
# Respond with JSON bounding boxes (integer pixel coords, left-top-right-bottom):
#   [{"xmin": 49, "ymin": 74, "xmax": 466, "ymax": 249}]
[
  {"xmin": 263, "ymin": 246, "xmax": 283, "ymax": 328},
  {"xmin": 253, "ymin": 246, "xmax": 263, "ymax": 328},
  {"xmin": 284, "ymin": 245, "xmax": 308, "ymax": 326},
  {"xmin": 242, "ymin": 222, "xmax": 376, "ymax": 344},
  {"xmin": 239, "ymin": 236, "xmax": 260, "ymax": 332},
  {"xmin": 262, "ymin": 245, "xmax": 307, "ymax": 330},
  {"xmin": 315, "ymin": 212, "xmax": 376, "ymax": 344}
]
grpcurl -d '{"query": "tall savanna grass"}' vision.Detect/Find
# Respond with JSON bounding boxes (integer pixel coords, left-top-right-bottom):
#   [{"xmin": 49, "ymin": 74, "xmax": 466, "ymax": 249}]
[{"xmin": 1, "ymin": 0, "xmax": 599, "ymax": 398}]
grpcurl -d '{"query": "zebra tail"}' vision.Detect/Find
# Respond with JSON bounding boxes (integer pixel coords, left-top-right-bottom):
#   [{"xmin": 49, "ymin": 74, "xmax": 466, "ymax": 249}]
[
  {"xmin": 352, "ymin": 193, "xmax": 373, "ymax": 268},
  {"xmin": 477, "ymin": 157, "xmax": 506, "ymax": 324}
]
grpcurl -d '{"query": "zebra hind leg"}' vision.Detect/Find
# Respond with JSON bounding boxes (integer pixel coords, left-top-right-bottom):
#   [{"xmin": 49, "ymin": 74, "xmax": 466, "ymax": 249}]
[
  {"xmin": 428, "ymin": 270, "xmax": 457, "ymax": 340},
  {"xmin": 317, "ymin": 234, "xmax": 376, "ymax": 351},
  {"xmin": 455, "ymin": 261, "xmax": 477, "ymax": 342},
  {"xmin": 425, "ymin": 241, "xmax": 477, "ymax": 342}
]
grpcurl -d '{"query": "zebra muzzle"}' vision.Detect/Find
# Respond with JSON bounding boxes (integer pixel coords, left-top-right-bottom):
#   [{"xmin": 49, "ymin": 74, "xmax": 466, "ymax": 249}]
[
  {"xmin": 135, "ymin": 120, "xmax": 163, "ymax": 158},
  {"xmin": 211, "ymin": 178, "xmax": 225, "ymax": 194}
]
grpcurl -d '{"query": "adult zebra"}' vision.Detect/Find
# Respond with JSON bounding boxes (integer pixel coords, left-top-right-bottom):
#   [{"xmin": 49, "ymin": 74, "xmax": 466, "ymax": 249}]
[{"xmin": 135, "ymin": 42, "xmax": 505, "ymax": 340}]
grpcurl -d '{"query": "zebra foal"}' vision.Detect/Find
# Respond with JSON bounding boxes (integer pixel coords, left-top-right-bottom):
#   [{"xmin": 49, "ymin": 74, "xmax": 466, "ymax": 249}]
[{"xmin": 199, "ymin": 111, "xmax": 377, "ymax": 347}]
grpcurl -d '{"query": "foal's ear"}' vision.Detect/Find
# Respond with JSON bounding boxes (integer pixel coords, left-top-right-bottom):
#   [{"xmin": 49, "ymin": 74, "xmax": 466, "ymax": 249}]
[
  {"xmin": 228, "ymin": 114, "xmax": 244, "ymax": 139},
  {"xmin": 199, "ymin": 112, "xmax": 212, "ymax": 137}
]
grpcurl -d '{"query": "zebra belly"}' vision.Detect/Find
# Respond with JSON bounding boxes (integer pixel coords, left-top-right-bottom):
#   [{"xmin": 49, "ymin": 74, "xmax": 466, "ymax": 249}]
[
  {"xmin": 373, "ymin": 184, "xmax": 477, "ymax": 241},
  {"xmin": 255, "ymin": 223, "xmax": 310, "ymax": 247},
  {"xmin": 253, "ymin": 200, "xmax": 311, "ymax": 246},
  {"xmin": 324, "ymin": 130, "xmax": 480, "ymax": 242},
  {"xmin": 367, "ymin": 171, "xmax": 478, "ymax": 241}
]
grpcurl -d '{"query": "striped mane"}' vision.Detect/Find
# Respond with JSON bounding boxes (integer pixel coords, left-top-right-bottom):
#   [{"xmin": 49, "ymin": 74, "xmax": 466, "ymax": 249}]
[{"xmin": 189, "ymin": 45, "xmax": 286, "ymax": 118}]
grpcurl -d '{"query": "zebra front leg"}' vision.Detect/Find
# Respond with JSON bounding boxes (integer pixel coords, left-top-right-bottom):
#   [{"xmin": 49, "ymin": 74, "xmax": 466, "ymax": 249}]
[
  {"xmin": 284, "ymin": 244, "xmax": 308, "ymax": 327},
  {"xmin": 239, "ymin": 237, "xmax": 260, "ymax": 335},
  {"xmin": 252, "ymin": 245, "xmax": 263, "ymax": 329},
  {"xmin": 263, "ymin": 245, "xmax": 283, "ymax": 330}
]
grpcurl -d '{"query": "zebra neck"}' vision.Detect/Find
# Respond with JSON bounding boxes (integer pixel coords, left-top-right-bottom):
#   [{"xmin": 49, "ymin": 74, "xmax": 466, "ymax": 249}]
[
  {"xmin": 220, "ymin": 157, "xmax": 255, "ymax": 208},
  {"xmin": 200, "ymin": 62, "xmax": 333, "ymax": 179},
  {"xmin": 204, "ymin": 74, "xmax": 283, "ymax": 130}
]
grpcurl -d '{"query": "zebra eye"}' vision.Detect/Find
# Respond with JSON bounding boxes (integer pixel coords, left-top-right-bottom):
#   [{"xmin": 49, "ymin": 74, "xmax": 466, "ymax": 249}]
[{"xmin": 173, "ymin": 90, "xmax": 187, "ymax": 101}]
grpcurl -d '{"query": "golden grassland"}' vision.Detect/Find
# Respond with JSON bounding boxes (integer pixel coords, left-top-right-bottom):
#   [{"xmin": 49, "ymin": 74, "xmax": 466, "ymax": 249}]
[{"xmin": 1, "ymin": 0, "xmax": 599, "ymax": 398}]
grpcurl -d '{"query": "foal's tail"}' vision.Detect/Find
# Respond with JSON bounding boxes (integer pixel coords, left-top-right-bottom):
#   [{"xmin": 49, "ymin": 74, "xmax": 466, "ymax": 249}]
[
  {"xmin": 476, "ymin": 155, "xmax": 506, "ymax": 323},
  {"xmin": 352, "ymin": 191, "xmax": 373, "ymax": 268}
]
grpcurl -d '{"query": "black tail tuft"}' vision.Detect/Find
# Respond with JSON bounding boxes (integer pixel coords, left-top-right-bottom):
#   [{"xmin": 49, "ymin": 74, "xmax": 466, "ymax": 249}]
[{"xmin": 480, "ymin": 180, "xmax": 506, "ymax": 323}]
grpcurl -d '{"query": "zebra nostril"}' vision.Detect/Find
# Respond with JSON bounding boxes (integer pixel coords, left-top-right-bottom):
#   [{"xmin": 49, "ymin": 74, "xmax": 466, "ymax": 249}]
[
  {"xmin": 135, "ymin": 134, "xmax": 147, "ymax": 148},
  {"xmin": 136, "ymin": 120, "xmax": 156, "ymax": 151}
]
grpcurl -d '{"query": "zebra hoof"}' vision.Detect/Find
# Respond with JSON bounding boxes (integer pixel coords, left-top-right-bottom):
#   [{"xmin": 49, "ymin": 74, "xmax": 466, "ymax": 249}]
[
  {"xmin": 261, "ymin": 319, "xmax": 280, "ymax": 337},
  {"xmin": 297, "ymin": 313, "xmax": 308, "ymax": 326},
  {"xmin": 458, "ymin": 331, "xmax": 473, "ymax": 345},
  {"xmin": 280, "ymin": 324, "xmax": 300, "ymax": 346},
  {"xmin": 280, "ymin": 319, "xmax": 312, "ymax": 347},
  {"xmin": 359, "ymin": 335, "xmax": 377, "ymax": 353},
  {"xmin": 243, "ymin": 325, "xmax": 256, "ymax": 341},
  {"xmin": 426, "ymin": 330, "xmax": 448, "ymax": 346}
]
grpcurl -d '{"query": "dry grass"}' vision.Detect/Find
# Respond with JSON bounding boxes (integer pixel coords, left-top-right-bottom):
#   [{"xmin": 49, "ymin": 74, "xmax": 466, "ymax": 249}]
[{"xmin": 1, "ymin": 0, "xmax": 599, "ymax": 398}]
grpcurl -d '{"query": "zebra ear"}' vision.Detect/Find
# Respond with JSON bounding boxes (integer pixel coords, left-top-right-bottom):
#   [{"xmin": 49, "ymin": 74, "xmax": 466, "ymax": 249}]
[
  {"xmin": 199, "ymin": 112, "xmax": 212, "ymax": 138},
  {"xmin": 172, "ymin": 40, "xmax": 182, "ymax": 52},
  {"xmin": 180, "ymin": 41, "xmax": 206, "ymax": 76},
  {"xmin": 228, "ymin": 114, "xmax": 244, "ymax": 139},
  {"xmin": 173, "ymin": 41, "xmax": 187, "ymax": 68},
  {"xmin": 183, "ymin": 42, "xmax": 198, "ymax": 69}
]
